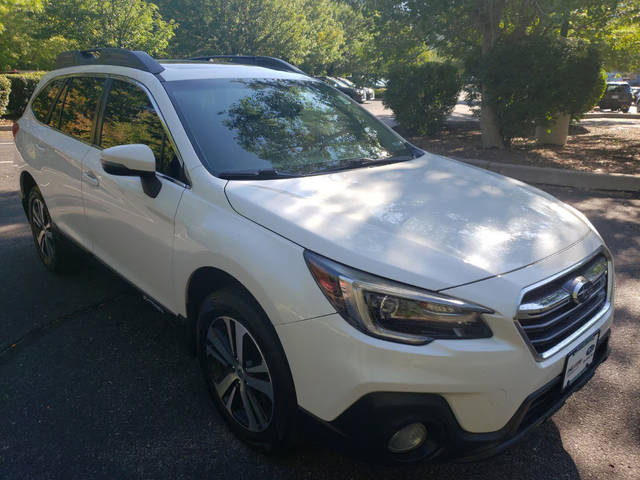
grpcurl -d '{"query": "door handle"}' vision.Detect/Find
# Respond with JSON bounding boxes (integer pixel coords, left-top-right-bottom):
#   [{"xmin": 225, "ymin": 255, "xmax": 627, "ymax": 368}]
[
  {"xmin": 84, "ymin": 170, "xmax": 99, "ymax": 187},
  {"xmin": 34, "ymin": 143, "xmax": 46, "ymax": 152}
]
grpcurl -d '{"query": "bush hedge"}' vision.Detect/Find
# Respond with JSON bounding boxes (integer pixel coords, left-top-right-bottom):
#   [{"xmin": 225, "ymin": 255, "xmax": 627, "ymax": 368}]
[
  {"xmin": 4, "ymin": 72, "xmax": 45, "ymax": 117},
  {"xmin": 383, "ymin": 63, "xmax": 462, "ymax": 136},
  {"xmin": 472, "ymin": 37, "xmax": 606, "ymax": 144},
  {"xmin": 0, "ymin": 75, "xmax": 10, "ymax": 117}
]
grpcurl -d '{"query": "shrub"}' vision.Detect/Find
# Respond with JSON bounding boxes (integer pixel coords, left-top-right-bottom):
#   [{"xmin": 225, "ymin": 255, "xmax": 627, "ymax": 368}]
[
  {"xmin": 383, "ymin": 63, "xmax": 462, "ymax": 135},
  {"xmin": 0, "ymin": 75, "xmax": 10, "ymax": 117},
  {"xmin": 473, "ymin": 37, "xmax": 605, "ymax": 144},
  {"xmin": 4, "ymin": 72, "xmax": 45, "ymax": 117}
]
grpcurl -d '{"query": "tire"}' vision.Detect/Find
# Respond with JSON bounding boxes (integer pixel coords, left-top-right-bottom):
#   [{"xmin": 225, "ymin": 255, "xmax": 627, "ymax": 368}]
[
  {"xmin": 27, "ymin": 187, "xmax": 78, "ymax": 273},
  {"xmin": 621, "ymin": 106, "xmax": 630, "ymax": 113},
  {"xmin": 197, "ymin": 288, "xmax": 297, "ymax": 452}
]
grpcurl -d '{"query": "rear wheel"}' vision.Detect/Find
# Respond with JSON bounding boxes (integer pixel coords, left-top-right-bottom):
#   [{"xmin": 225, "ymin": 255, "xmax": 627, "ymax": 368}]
[
  {"xmin": 621, "ymin": 106, "xmax": 630, "ymax": 113},
  {"xmin": 197, "ymin": 288, "xmax": 297, "ymax": 451},
  {"xmin": 27, "ymin": 187, "xmax": 77, "ymax": 272}
]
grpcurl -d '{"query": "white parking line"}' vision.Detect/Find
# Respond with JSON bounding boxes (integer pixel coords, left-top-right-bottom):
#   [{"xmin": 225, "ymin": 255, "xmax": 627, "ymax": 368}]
[
  {"xmin": 0, "ymin": 160, "xmax": 14, "ymax": 164},
  {"xmin": 0, "ymin": 142, "xmax": 15, "ymax": 145}
]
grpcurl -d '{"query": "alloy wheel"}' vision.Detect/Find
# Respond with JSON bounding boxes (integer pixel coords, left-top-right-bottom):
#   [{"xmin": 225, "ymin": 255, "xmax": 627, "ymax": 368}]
[
  {"xmin": 205, "ymin": 316, "xmax": 274, "ymax": 432},
  {"xmin": 31, "ymin": 197, "xmax": 54, "ymax": 262}
]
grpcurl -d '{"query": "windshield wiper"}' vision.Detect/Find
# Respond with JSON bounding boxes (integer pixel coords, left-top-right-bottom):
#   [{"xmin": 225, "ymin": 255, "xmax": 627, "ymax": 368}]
[
  {"xmin": 217, "ymin": 168, "xmax": 298, "ymax": 180},
  {"xmin": 317, "ymin": 154, "xmax": 417, "ymax": 174}
]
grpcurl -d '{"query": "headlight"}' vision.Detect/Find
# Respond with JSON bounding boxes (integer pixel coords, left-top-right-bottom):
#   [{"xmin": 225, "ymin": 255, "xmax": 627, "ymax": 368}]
[{"xmin": 304, "ymin": 251, "xmax": 493, "ymax": 345}]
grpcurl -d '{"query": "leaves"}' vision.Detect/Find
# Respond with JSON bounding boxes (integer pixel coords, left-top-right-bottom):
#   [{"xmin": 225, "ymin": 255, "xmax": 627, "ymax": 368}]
[
  {"xmin": 384, "ymin": 62, "xmax": 462, "ymax": 136},
  {"xmin": 0, "ymin": 0, "xmax": 175, "ymax": 70},
  {"xmin": 38, "ymin": 0, "xmax": 175, "ymax": 56},
  {"xmin": 475, "ymin": 36, "xmax": 606, "ymax": 143},
  {"xmin": 154, "ymin": 0, "xmax": 375, "ymax": 76}
]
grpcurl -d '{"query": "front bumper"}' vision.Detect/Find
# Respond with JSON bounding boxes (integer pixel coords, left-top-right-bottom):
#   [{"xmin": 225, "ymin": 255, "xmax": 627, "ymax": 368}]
[
  {"xmin": 275, "ymin": 234, "xmax": 614, "ymax": 458},
  {"xmin": 316, "ymin": 331, "xmax": 611, "ymax": 462}
]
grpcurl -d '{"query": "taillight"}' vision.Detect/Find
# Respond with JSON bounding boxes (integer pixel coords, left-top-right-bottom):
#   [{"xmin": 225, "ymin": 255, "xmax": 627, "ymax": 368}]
[{"xmin": 11, "ymin": 122, "xmax": 19, "ymax": 138}]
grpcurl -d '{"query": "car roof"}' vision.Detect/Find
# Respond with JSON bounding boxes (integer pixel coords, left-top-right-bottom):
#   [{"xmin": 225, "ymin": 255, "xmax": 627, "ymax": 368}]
[
  {"xmin": 158, "ymin": 62, "xmax": 310, "ymax": 82},
  {"xmin": 42, "ymin": 61, "xmax": 313, "ymax": 85}
]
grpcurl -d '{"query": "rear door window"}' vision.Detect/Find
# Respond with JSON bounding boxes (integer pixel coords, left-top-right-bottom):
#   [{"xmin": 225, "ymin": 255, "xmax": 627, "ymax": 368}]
[
  {"xmin": 100, "ymin": 79, "xmax": 181, "ymax": 179},
  {"xmin": 31, "ymin": 79, "xmax": 65, "ymax": 125},
  {"xmin": 58, "ymin": 77, "xmax": 105, "ymax": 143}
]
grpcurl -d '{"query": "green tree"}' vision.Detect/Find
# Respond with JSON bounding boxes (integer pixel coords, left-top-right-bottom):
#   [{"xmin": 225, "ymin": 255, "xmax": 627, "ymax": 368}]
[
  {"xmin": 37, "ymin": 0, "xmax": 175, "ymax": 56},
  {"xmin": 0, "ymin": 0, "xmax": 175, "ymax": 70},
  {"xmin": 474, "ymin": 36, "xmax": 606, "ymax": 144},
  {"xmin": 352, "ymin": 0, "xmax": 433, "ymax": 74},
  {"xmin": 371, "ymin": 0, "xmax": 635, "ymax": 147},
  {"xmin": 593, "ymin": 1, "xmax": 640, "ymax": 71},
  {"xmin": 155, "ymin": 0, "xmax": 375, "ymax": 75},
  {"xmin": 156, "ymin": 0, "xmax": 310, "ymax": 60},
  {"xmin": 316, "ymin": 1, "xmax": 377, "ymax": 77},
  {"xmin": 384, "ymin": 62, "xmax": 462, "ymax": 135},
  {"xmin": 0, "ymin": 0, "xmax": 40, "ymax": 32}
]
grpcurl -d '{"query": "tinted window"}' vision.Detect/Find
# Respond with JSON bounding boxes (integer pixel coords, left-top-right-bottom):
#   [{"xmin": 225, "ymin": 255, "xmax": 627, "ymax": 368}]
[
  {"xmin": 49, "ymin": 81, "xmax": 68, "ymax": 130},
  {"xmin": 59, "ymin": 77, "xmax": 104, "ymax": 142},
  {"xmin": 101, "ymin": 80, "xmax": 180, "ymax": 178},
  {"xmin": 31, "ymin": 79, "xmax": 65, "ymax": 124},
  {"xmin": 165, "ymin": 78, "xmax": 412, "ymax": 176}
]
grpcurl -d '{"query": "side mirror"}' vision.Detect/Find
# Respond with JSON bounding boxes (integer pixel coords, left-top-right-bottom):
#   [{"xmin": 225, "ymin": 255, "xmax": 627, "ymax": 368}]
[
  {"xmin": 100, "ymin": 144, "xmax": 161, "ymax": 198},
  {"xmin": 101, "ymin": 144, "xmax": 156, "ymax": 175}
]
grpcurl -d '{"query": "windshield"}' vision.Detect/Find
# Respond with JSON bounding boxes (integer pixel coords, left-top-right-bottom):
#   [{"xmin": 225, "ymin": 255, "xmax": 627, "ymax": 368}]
[{"xmin": 165, "ymin": 78, "xmax": 414, "ymax": 177}]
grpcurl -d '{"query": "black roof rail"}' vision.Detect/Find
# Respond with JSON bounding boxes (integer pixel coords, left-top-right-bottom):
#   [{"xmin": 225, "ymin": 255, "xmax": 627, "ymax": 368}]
[
  {"xmin": 55, "ymin": 48, "xmax": 165, "ymax": 74},
  {"xmin": 189, "ymin": 55, "xmax": 305, "ymax": 74}
]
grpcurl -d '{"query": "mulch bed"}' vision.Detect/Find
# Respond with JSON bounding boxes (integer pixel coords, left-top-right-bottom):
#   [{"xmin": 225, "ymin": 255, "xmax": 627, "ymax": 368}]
[{"xmin": 408, "ymin": 120, "xmax": 640, "ymax": 176}]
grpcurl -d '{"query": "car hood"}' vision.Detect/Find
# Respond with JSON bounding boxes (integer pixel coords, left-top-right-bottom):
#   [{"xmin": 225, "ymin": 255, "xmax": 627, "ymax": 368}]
[{"xmin": 224, "ymin": 153, "xmax": 590, "ymax": 291}]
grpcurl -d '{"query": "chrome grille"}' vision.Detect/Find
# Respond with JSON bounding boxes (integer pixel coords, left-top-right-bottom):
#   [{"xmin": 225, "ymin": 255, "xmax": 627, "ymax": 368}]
[{"xmin": 517, "ymin": 253, "xmax": 609, "ymax": 357}]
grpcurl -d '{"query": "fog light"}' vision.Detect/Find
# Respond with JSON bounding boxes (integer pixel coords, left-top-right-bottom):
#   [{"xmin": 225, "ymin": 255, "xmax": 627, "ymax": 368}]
[{"xmin": 387, "ymin": 423, "xmax": 427, "ymax": 453}]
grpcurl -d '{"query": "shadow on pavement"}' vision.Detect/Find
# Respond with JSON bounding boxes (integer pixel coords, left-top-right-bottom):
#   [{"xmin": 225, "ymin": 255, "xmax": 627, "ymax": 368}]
[{"xmin": 0, "ymin": 290, "xmax": 582, "ymax": 480}]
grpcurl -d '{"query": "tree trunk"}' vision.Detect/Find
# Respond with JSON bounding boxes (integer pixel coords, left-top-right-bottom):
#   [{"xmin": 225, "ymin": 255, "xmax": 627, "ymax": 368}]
[
  {"xmin": 478, "ymin": 0, "xmax": 506, "ymax": 149},
  {"xmin": 480, "ymin": 89, "xmax": 504, "ymax": 148},
  {"xmin": 535, "ymin": 114, "xmax": 570, "ymax": 146}
]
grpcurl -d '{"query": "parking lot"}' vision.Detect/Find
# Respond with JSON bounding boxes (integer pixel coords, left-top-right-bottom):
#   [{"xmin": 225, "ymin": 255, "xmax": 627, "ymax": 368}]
[{"xmin": 1, "ymin": 130, "xmax": 639, "ymax": 479}]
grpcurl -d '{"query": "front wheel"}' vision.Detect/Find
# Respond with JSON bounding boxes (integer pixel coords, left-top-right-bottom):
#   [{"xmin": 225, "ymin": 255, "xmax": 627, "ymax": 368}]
[{"xmin": 197, "ymin": 288, "xmax": 297, "ymax": 451}]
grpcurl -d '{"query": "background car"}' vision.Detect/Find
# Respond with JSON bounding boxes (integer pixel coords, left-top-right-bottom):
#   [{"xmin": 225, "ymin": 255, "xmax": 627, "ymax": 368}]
[
  {"xmin": 598, "ymin": 82, "xmax": 634, "ymax": 112},
  {"xmin": 336, "ymin": 76, "xmax": 375, "ymax": 101},
  {"xmin": 631, "ymin": 86, "xmax": 640, "ymax": 106},
  {"xmin": 317, "ymin": 76, "xmax": 366, "ymax": 103}
]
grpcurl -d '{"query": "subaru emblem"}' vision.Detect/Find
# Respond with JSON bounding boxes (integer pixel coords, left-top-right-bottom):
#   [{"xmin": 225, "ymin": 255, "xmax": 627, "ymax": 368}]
[{"xmin": 570, "ymin": 276, "xmax": 592, "ymax": 304}]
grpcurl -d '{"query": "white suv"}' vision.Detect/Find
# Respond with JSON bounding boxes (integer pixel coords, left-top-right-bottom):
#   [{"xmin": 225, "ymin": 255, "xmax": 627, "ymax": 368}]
[{"xmin": 14, "ymin": 49, "xmax": 613, "ymax": 461}]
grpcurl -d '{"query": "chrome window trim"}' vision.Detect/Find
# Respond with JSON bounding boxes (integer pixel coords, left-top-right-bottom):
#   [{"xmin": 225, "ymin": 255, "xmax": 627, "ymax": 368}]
[
  {"xmin": 29, "ymin": 72, "xmax": 191, "ymax": 188},
  {"xmin": 514, "ymin": 245, "xmax": 613, "ymax": 362}
]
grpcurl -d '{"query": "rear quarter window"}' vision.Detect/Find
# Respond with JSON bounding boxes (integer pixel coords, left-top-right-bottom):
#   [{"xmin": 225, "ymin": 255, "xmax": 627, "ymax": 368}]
[{"xmin": 31, "ymin": 79, "xmax": 65, "ymax": 125}]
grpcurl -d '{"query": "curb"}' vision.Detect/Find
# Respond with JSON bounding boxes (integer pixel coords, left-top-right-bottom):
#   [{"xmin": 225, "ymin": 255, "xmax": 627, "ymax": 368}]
[
  {"xmin": 457, "ymin": 158, "xmax": 640, "ymax": 192},
  {"xmin": 584, "ymin": 112, "xmax": 640, "ymax": 120}
]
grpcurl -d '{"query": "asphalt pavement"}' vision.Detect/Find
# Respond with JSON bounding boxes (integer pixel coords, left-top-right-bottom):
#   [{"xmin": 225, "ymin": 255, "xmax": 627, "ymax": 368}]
[{"xmin": 1, "ymin": 131, "xmax": 639, "ymax": 479}]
